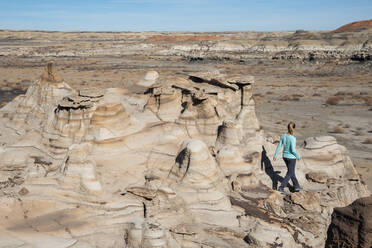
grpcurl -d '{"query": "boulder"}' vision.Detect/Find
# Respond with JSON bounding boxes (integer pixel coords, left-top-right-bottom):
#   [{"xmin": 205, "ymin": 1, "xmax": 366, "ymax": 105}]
[{"xmin": 326, "ymin": 196, "xmax": 372, "ymax": 248}]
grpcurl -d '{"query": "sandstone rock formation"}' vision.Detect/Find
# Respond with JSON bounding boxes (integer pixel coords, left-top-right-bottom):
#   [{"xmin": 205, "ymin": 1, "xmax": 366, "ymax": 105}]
[
  {"xmin": 3, "ymin": 61, "xmax": 74, "ymax": 129},
  {"xmin": 0, "ymin": 63, "xmax": 369, "ymax": 247}
]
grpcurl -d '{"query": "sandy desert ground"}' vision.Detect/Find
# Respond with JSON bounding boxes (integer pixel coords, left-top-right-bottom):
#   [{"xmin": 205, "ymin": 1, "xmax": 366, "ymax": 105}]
[{"xmin": 0, "ymin": 27, "xmax": 371, "ymax": 189}]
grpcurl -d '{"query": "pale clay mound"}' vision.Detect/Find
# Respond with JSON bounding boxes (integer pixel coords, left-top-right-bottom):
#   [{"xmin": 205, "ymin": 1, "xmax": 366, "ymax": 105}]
[{"xmin": 0, "ymin": 62, "xmax": 370, "ymax": 247}]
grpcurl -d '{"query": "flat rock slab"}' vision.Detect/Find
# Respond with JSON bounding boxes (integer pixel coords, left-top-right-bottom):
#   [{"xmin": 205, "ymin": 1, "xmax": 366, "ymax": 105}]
[
  {"xmin": 304, "ymin": 136, "xmax": 337, "ymax": 149},
  {"xmin": 227, "ymin": 75, "xmax": 255, "ymax": 85}
]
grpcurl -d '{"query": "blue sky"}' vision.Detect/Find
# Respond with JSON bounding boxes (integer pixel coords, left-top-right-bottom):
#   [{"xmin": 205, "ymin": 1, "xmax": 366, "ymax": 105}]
[{"xmin": 0, "ymin": 0, "xmax": 371, "ymax": 31}]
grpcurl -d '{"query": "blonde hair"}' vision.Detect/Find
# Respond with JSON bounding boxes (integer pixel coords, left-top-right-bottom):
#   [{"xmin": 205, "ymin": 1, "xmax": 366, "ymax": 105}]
[{"xmin": 287, "ymin": 122, "xmax": 296, "ymax": 135}]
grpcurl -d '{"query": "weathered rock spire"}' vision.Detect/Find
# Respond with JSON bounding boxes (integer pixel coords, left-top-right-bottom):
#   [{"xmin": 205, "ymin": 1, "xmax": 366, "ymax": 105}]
[{"xmin": 40, "ymin": 61, "xmax": 62, "ymax": 83}]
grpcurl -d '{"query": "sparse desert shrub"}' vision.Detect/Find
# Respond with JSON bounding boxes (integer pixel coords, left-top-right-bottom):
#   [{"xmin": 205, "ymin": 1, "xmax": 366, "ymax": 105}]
[
  {"xmin": 326, "ymin": 96, "xmax": 340, "ymax": 105},
  {"xmin": 292, "ymin": 94, "xmax": 304, "ymax": 98},
  {"xmin": 312, "ymin": 93, "xmax": 321, "ymax": 97},
  {"xmin": 362, "ymin": 96, "xmax": 372, "ymax": 106},
  {"xmin": 359, "ymin": 91, "xmax": 368, "ymax": 96},
  {"xmin": 20, "ymin": 79, "xmax": 30, "ymax": 84},
  {"xmin": 334, "ymin": 91, "xmax": 346, "ymax": 96},
  {"xmin": 279, "ymin": 95, "xmax": 300, "ymax": 101},
  {"xmin": 362, "ymin": 138, "xmax": 372, "ymax": 144},
  {"xmin": 354, "ymin": 130, "xmax": 362, "ymax": 136},
  {"xmin": 280, "ymin": 95, "xmax": 290, "ymax": 101},
  {"xmin": 266, "ymin": 91, "xmax": 274, "ymax": 95},
  {"xmin": 330, "ymin": 126, "xmax": 345, "ymax": 134}
]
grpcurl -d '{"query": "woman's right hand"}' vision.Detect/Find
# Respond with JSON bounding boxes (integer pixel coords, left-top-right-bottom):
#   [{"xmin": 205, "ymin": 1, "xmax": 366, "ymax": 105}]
[{"xmin": 273, "ymin": 157, "xmax": 276, "ymax": 161}]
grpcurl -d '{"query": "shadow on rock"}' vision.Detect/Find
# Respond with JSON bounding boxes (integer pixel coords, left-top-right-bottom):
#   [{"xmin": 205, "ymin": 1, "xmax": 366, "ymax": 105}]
[{"xmin": 261, "ymin": 146, "xmax": 283, "ymax": 190}]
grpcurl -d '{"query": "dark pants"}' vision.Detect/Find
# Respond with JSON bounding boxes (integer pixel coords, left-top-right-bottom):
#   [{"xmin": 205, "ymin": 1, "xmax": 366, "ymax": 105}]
[{"xmin": 279, "ymin": 158, "xmax": 300, "ymax": 189}]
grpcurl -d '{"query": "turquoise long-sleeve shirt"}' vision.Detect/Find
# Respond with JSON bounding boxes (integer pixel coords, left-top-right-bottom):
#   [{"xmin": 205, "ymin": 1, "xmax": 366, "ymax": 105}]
[{"xmin": 274, "ymin": 134, "xmax": 301, "ymax": 160}]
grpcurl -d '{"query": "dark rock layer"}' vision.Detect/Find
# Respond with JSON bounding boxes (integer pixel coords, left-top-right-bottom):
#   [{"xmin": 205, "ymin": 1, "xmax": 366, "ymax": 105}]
[{"xmin": 326, "ymin": 195, "xmax": 372, "ymax": 248}]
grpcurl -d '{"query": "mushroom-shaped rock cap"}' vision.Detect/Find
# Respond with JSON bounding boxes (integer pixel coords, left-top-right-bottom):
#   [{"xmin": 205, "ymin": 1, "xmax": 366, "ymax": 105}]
[
  {"xmin": 188, "ymin": 70, "xmax": 223, "ymax": 82},
  {"xmin": 189, "ymin": 70, "xmax": 239, "ymax": 91},
  {"xmin": 40, "ymin": 61, "xmax": 62, "ymax": 83},
  {"xmin": 182, "ymin": 139, "xmax": 207, "ymax": 154},
  {"xmin": 144, "ymin": 70, "xmax": 159, "ymax": 81},
  {"xmin": 137, "ymin": 70, "xmax": 159, "ymax": 87},
  {"xmin": 79, "ymin": 88, "xmax": 105, "ymax": 98},
  {"xmin": 221, "ymin": 120, "xmax": 237, "ymax": 128},
  {"xmin": 227, "ymin": 75, "xmax": 254, "ymax": 85},
  {"xmin": 304, "ymin": 136, "xmax": 337, "ymax": 149}
]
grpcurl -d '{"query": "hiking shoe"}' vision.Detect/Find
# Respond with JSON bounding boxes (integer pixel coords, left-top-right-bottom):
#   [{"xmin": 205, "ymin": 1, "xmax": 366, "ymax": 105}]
[
  {"xmin": 294, "ymin": 186, "xmax": 303, "ymax": 192},
  {"xmin": 278, "ymin": 188, "xmax": 286, "ymax": 195}
]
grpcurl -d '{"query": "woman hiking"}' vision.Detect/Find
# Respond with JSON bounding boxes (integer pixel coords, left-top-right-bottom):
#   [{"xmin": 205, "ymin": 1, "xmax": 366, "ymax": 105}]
[{"xmin": 273, "ymin": 122, "xmax": 302, "ymax": 194}]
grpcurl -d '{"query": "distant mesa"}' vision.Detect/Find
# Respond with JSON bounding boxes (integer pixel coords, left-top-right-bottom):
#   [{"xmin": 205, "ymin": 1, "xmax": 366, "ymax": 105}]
[{"xmin": 331, "ymin": 19, "xmax": 372, "ymax": 33}]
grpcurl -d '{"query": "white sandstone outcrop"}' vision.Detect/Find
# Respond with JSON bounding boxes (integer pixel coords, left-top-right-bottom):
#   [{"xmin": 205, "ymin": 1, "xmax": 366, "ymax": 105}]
[{"xmin": 0, "ymin": 63, "xmax": 369, "ymax": 247}]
